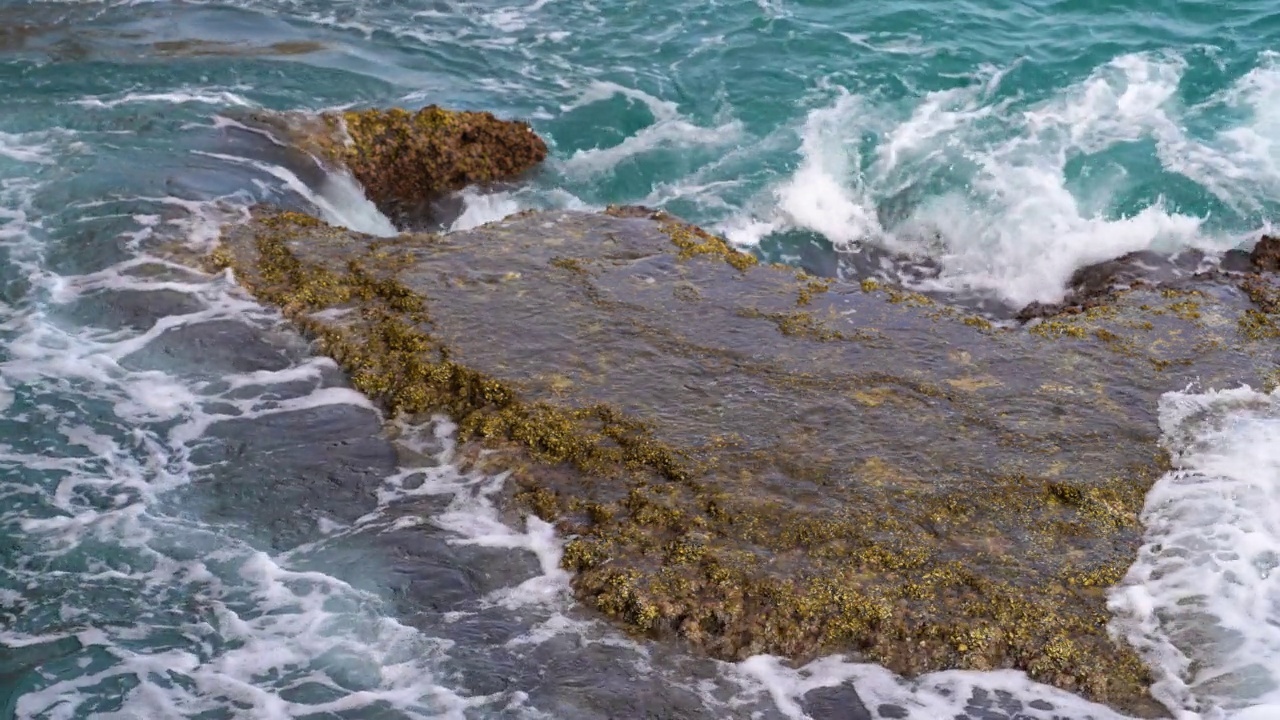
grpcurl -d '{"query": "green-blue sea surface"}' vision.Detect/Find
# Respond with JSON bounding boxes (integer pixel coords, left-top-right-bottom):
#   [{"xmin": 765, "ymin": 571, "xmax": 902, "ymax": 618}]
[{"xmin": 1, "ymin": 0, "xmax": 1278, "ymax": 718}]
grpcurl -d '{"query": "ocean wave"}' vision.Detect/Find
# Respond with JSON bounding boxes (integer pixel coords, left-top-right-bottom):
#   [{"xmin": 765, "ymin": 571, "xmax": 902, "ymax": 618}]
[{"xmin": 721, "ymin": 50, "xmax": 1280, "ymax": 307}]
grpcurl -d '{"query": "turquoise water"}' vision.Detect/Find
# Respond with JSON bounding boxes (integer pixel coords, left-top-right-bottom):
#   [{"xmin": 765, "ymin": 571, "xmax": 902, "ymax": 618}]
[{"xmin": 2, "ymin": 0, "xmax": 1280, "ymax": 718}]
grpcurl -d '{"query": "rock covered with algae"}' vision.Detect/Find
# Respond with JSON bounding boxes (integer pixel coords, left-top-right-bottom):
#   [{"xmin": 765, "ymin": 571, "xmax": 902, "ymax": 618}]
[
  {"xmin": 204, "ymin": 202, "xmax": 1280, "ymax": 719},
  {"xmin": 240, "ymin": 105, "xmax": 547, "ymax": 226},
  {"xmin": 1253, "ymin": 234, "xmax": 1280, "ymax": 272}
]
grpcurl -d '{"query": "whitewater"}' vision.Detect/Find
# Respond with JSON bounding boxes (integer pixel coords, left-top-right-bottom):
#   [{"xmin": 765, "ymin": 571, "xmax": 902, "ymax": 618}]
[{"xmin": 2, "ymin": 0, "xmax": 1280, "ymax": 718}]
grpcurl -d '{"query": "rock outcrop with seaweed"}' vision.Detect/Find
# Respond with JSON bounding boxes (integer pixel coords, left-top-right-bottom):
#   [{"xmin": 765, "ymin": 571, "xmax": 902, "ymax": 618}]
[
  {"xmin": 239, "ymin": 105, "xmax": 547, "ymax": 227},
  {"xmin": 1253, "ymin": 234, "xmax": 1280, "ymax": 272},
  {"xmin": 203, "ymin": 197, "xmax": 1280, "ymax": 717}
]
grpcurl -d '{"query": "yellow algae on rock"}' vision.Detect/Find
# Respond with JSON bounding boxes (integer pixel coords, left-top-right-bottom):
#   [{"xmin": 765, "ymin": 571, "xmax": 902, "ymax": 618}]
[
  {"xmin": 199, "ymin": 203, "xmax": 1280, "ymax": 719},
  {"xmin": 243, "ymin": 105, "xmax": 547, "ymax": 226}
]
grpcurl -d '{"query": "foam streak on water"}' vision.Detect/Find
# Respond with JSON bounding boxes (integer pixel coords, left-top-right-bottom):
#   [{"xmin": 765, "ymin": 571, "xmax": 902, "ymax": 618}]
[{"xmin": 1109, "ymin": 387, "xmax": 1280, "ymax": 720}]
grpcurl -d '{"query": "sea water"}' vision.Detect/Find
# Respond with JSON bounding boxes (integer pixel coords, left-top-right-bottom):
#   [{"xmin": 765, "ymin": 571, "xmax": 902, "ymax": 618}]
[{"xmin": 2, "ymin": 0, "xmax": 1279, "ymax": 718}]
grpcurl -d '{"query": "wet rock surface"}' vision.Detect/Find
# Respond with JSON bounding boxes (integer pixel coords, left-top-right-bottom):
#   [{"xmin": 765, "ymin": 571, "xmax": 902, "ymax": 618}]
[
  {"xmin": 120, "ymin": 318, "xmax": 295, "ymax": 374},
  {"xmin": 187, "ymin": 402, "xmax": 395, "ymax": 550},
  {"xmin": 205, "ymin": 204, "xmax": 1280, "ymax": 718}
]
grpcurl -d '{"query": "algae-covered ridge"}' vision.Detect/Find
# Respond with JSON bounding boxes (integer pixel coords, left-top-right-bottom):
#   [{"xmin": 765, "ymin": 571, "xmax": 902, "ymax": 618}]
[
  {"xmin": 207, "ymin": 207, "xmax": 708, "ymax": 483},
  {"xmin": 206, "ymin": 204, "xmax": 1280, "ymax": 719}
]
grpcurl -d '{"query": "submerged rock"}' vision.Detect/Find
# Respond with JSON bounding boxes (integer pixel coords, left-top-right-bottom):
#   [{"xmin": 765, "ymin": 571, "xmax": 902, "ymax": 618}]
[
  {"xmin": 204, "ymin": 204, "xmax": 1280, "ymax": 719},
  {"xmin": 150, "ymin": 39, "xmax": 326, "ymax": 57}
]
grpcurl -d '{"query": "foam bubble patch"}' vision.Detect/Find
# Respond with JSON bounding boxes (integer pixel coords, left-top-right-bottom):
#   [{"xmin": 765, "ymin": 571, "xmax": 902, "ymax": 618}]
[
  {"xmin": 1109, "ymin": 386, "xmax": 1280, "ymax": 720},
  {"xmin": 727, "ymin": 654, "xmax": 1134, "ymax": 720}
]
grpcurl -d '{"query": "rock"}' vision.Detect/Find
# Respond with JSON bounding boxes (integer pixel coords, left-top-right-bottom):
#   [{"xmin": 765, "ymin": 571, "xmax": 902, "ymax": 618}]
[
  {"xmin": 61, "ymin": 288, "xmax": 203, "ymax": 332},
  {"xmin": 331, "ymin": 106, "xmax": 546, "ymax": 226},
  {"xmin": 1017, "ymin": 248, "xmax": 1220, "ymax": 321},
  {"xmin": 1222, "ymin": 248, "xmax": 1256, "ymax": 273},
  {"xmin": 1015, "ymin": 252, "xmax": 1152, "ymax": 321},
  {"xmin": 150, "ymin": 39, "xmax": 326, "ymax": 57},
  {"xmin": 1067, "ymin": 250, "xmax": 1158, "ymax": 299},
  {"xmin": 240, "ymin": 106, "xmax": 547, "ymax": 228},
  {"xmin": 186, "ymin": 403, "xmax": 396, "ymax": 551},
  {"xmin": 120, "ymin": 319, "xmax": 293, "ymax": 374},
  {"xmin": 203, "ymin": 204, "xmax": 1280, "ymax": 718},
  {"xmin": 960, "ymin": 687, "xmax": 1033, "ymax": 719},
  {"xmin": 1252, "ymin": 234, "xmax": 1280, "ymax": 272},
  {"xmin": 801, "ymin": 686, "xmax": 872, "ymax": 720}
]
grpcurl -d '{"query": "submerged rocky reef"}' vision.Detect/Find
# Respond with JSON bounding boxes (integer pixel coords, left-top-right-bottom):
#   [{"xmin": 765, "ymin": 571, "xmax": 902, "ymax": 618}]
[{"xmin": 199, "ymin": 106, "xmax": 1280, "ymax": 718}]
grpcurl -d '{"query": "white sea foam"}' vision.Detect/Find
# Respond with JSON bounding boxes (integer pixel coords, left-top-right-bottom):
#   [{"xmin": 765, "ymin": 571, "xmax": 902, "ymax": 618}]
[
  {"xmin": 0, "ymin": 131, "xmax": 55, "ymax": 165},
  {"xmin": 13, "ymin": 384, "xmax": 456, "ymax": 718},
  {"xmin": 71, "ymin": 89, "xmax": 257, "ymax": 109},
  {"xmin": 722, "ymin": 92, "xmax": 884, "ymax": 249},
  {"xmin": 374, "ymin": 418, "xmax": 572, "ymax": 611},
  {"xmin": 729, "ymin": 655, "xmax": 1133, "ymax": 720},
  {"xmin": 0, "ymin": 376, "xmax": 12, "ymax": 414},
  {"xmin": 840, "ymin": 31, "xmax": 935, "ymax": 57},
  {"xmin": 723, "ymin": 51, "xmax": 1278, "ymax": 306},
  {"xmin": 447, "ymin": 186, "xmax": 591, "ymax": 232},
  {"xmin": 1109, "ymin": 385, "xmax": 1280, "ymax": 720},
  {"xmin": 482, "ymin": 7, "xmax": 532, "ymax": 32},
  {"xmin": 559, "ymin": 81, "xmax": 744, "ymax": 180},
  {"xmin": 1, "ymin": 284, "xmax": 472, "ymax": 719},
  {"xmin": 448, "ymin": 188, "xmax": 524, "ymax": 232},
  {"xmin": 194, "ymin": 150, "xmax": 397, "ymax": 237},
  {"xmin": 1161, "ymin": 51, "xmax": 1280, "ymax": 217}
]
